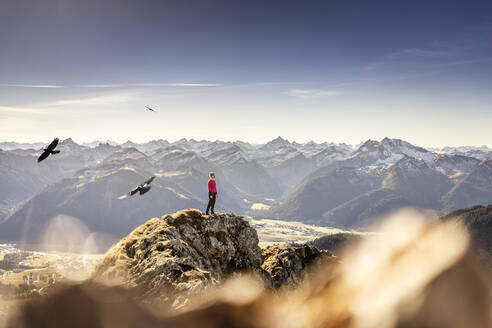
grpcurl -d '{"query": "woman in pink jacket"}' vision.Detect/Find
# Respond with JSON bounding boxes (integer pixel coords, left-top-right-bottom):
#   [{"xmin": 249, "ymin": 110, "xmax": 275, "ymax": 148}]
[{"xmin": 206, "ymin": 172, "xmax": 217, "ymax": 215}]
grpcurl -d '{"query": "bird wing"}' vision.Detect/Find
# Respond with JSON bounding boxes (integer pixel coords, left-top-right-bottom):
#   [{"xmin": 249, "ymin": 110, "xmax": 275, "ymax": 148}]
[
  {"xmin": 47, "ymin": 138, "xmax": 59, "ymax": 151},
  {"xmin": 37, "ymin": 151, "xmax": 50, "ymax": 163},
  {"xmin": 117, "ymin": 192, "xmax": 131, "ymax": 200},
  {"xmin": 142, "ymin": 176, "xmax": 155, "ymax": 187},
  {"xmin": 118, "ymin": 186, "xmax": 140, "ymax": 199}
]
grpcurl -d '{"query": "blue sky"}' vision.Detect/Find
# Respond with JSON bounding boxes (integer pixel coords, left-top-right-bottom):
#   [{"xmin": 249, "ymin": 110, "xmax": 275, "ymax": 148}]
[{"xmin": 1, "ymin": 0, "xmax": 491, "ymax": 147}]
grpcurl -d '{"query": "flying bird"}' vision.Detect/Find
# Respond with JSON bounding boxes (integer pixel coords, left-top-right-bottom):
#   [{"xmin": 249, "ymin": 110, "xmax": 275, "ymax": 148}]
[
  {"xmin": 145, "ymin": 106, "xmax": 157, "ymax": 112},
  {"xmin": 37, "ymin": 138, "xmax": 60, "ymax": 162},
  {"xmin": 118, "ymin": 176, "xmax": 156, "ymax": 200}
]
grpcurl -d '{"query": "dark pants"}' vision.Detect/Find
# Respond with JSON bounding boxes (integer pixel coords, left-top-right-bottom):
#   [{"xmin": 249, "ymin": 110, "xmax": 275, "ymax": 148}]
[{"xmin": 206, "ymin": 192, "xmax": 217, "ymax": 214}]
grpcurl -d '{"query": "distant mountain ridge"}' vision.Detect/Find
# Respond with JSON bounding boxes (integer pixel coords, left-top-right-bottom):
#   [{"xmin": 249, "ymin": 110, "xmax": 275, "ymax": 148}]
[{"xmin": 0, "ymin": 137, "xmax": 491, "ymax": 241}]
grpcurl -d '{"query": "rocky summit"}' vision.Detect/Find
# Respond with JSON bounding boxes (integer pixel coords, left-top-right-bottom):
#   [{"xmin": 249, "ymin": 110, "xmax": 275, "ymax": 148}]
[
  {"xmin": 93, "ymin": 209, "xmax": 333, "ymax": 306},
  {"xmin": 92, "ymin": 209, "xmax": 263, "ymax": 304}
]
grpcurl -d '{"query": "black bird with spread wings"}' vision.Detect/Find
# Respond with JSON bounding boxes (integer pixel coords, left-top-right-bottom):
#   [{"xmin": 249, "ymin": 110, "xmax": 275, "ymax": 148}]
[
  {"xmin": 37, "ymin": 138, "xmax": 61, "ymax": 162},
  {"xmin": 118, "ymin": 176, "xmax": 156, "ymax": 200},
  {"xmin": 145, "ymin": 106, "xmax": 157, "ymax": 112}
]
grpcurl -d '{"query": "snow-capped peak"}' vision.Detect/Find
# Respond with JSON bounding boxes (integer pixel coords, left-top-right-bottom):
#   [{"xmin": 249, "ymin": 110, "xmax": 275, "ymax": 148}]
[
  {"xmin": 350, "ymin": 138, "xmax": 435, "ymax": 166},
  {"xmin": 262, "ymin": 136, "xmax": 291, "ymax": 149}
]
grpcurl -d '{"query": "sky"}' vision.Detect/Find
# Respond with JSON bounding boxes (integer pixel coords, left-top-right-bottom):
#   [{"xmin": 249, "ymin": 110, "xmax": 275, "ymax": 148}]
[{"xmin": 0, "ymin": 0, "xmax": 491, "ymax": 147}]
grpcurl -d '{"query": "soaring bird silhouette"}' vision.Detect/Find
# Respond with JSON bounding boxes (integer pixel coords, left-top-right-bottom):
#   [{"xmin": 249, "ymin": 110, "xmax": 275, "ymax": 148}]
[
  {"xmin": 118, "ymin": 176, "xmax": 156, "ymax": 199},
  {"xmin": 37, "ymin": 138, "xmax": 60, "ymax": 162},
  {"xmin": 145, "ymin": 106, "xmax": 157, "ymax": 112}
]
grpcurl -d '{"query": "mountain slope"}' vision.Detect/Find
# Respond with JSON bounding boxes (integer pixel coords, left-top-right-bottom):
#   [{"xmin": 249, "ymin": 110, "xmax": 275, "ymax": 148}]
[
  {"xmin": 266, "ymin": 154, "xmax": 317, "ymax": 188},
  {"xmin": 222, "ymin": 159, "xmax": 286, "ymax": 198},
  {"xmin": 0, "ymin": 148, "xmax": 105, "ymax": 222},
  {"xmin": 0, "ymin": 167, "xmax": 203, "ymax": 244},
  {"xmin": 434, "ymin": 154, "xmax": 480, "ymax": 177},
  {"xmin": 441, "ymin": 159, "xmax": 492, "ymax": 212},
  {"xmin": 382, "ymin": 156, "xmax": 453, "ymax": 208},
  {"xmin": 322, "ymin": 188, "xmax": 411, "ymax": 228},
  {"xmin": 440, "ymin": 205, "xmax": 492, "ymax": 270},
  {"xmin": 270, "ymin": 167, "xmax": 381, "ymax": 223}
]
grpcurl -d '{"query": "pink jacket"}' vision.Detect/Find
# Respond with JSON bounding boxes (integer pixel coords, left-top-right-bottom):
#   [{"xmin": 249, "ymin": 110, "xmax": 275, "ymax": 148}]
[{"xmin": 208, "ymin": 179, "xmax": 217, "ymax": 193}]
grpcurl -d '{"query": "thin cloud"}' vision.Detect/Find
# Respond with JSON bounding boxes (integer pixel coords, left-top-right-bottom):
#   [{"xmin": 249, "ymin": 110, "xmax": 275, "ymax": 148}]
[
  {"xmin": 132, "ymin": 83, "xmax": 223, "ymax": 87},
  {"xmin": 0, "ymin": 105, "xmax": 43, "ymax": 114},
  {"xmin": 170, "ymin": 83, "xmax": 223, "ymax": 87},
  {"xmin": 255, "ymin": 81, "xmax": 313, "ymax": 86},
  {"xmin": 287, "ymin": 89, "xmax": 343, "ymax": 100},
  {"xmin": 327, "ymin": 82, "xmax": 354, "ymax": 88},
  {"xmin": 363, "ymin": 47, "xmax": 453, "ymax": 71},
  {"xmin": 363, "ymin": 64, "xmax": 377, "ymax": 71},
  {"xmin": 391, "ymin": 48, "xmax": 454, "ymax": 58},
  {"xmin": 0, "ymin": 83, "xmax": 223, "ymax": 89},
  {"xmin": 78, "ymin": 84, "xmax": 122, "ymax": 88},
  {"xmin": 431, "ymin": 57, "xmax": 492, "ymax": 68},
  {"xmin": 0, "ymin": 105, "xmax": 62, "ymax": 116},
  {"xmin": 0, "ymin": 84, "xmax": 64, "ymax": 88},
  {"xmin": 363, "ymin": 41, "xmax": 488, "ymax": 71},
  {"xmin": 47, "ymin": 93, "xmax": 136, "ymax": 106}
]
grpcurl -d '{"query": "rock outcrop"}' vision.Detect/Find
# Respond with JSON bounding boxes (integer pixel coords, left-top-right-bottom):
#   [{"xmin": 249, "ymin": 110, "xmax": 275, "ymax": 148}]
[
  {"xmin": 261, "ymin": 244, "xmax": 335, "ymax": 288},
  {"xmin": 92, "ymin": 209, "xmax": 334, "ymax": 305},
  {"xmin": 93, "ymin": 209, "xmax": 265, "ymax": 304}
]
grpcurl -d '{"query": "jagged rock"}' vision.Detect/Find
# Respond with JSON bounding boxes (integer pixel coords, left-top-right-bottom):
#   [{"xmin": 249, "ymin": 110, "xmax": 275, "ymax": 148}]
[
  {"xmin": 261, "ymin": 244, "xmax": 336, "ymax": 288},
  {"xmin": 92, "ymin": 209, "xmax": 264, "ymax": 304}
]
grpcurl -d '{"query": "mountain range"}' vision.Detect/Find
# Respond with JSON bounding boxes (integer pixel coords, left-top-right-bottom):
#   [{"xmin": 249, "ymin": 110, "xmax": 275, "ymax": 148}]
[
  {"xmin": 0, "ymin": 137, "xmax": 491, "ymax": 244},
  {"xmin": 269, "ymin": 138, "xmax": 492, "ymax": 228}
]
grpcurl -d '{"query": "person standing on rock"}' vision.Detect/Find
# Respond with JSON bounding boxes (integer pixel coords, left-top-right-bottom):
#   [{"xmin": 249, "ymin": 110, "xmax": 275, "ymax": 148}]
[{"xmin": 206, "ymin": 172, "xmax": 217, "ymax": 215}]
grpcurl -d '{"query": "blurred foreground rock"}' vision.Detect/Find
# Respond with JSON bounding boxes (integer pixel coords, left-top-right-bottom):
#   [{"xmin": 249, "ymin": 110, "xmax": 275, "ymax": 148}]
[{"xmin": 7, "ymin": 210, "xmax": 492, "ymax": 328}]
